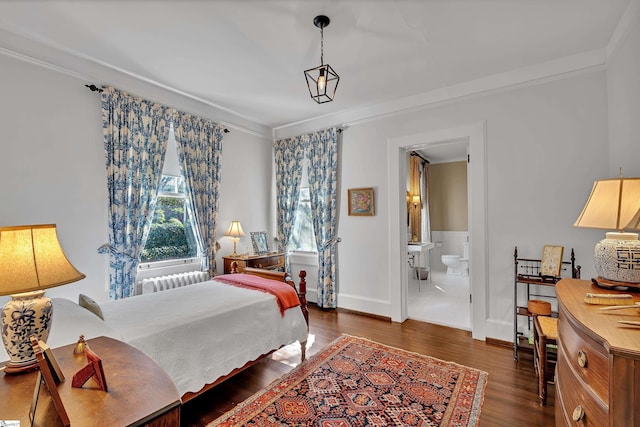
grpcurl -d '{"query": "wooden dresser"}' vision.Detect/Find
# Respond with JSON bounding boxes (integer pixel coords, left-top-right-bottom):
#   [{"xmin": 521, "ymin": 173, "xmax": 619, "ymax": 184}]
[
  {"xmin": 555, "ymin": 279, "xmax": 640, "ymax": 426},
  {"xmin": 223, "ymin": 252, "xmax": 285, "ymax": 274}
]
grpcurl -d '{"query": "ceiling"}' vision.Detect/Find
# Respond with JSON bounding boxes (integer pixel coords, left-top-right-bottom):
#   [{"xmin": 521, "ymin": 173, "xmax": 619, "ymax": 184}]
[{"xmin": 0, "ymin": 1, "xmax": 631, "ymax": 130}]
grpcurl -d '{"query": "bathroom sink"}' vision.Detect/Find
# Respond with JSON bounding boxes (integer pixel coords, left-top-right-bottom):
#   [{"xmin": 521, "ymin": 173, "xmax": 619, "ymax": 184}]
[{"xmin": 408, "ymin": 242, "xmax": 434, "ymax": 252}]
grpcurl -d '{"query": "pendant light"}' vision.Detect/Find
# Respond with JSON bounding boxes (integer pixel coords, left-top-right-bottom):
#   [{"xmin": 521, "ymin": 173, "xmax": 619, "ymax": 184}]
[{"xmin": 304, "ymin": 15, "xmax": 340, "ymax": 104}]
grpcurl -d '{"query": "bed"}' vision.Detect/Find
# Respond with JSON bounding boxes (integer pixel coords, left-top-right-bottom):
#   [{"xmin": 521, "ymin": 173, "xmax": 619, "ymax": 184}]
[{"xmin": 0, "ymin": 268, "xmax": 309, "ymax": 402}]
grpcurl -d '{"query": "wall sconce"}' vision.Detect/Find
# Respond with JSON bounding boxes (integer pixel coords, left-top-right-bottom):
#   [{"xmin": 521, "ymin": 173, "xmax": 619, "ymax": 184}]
[
  {"xmin": 412, "ymin": 195, "xmax": 421, "ymax": 209},
  {"xmin": 224, "ymin": 221, "xmax": 245, "ymax": 256},
  {"xmin": 574, "ymin": 175, "xmax": 640, "ymax": 289}
]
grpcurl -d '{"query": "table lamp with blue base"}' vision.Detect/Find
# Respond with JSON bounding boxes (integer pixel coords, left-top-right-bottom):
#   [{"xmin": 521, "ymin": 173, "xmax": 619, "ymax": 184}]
[{"xmin": 0, "ymin": 224, "xmax": 85, "ymax": 374}]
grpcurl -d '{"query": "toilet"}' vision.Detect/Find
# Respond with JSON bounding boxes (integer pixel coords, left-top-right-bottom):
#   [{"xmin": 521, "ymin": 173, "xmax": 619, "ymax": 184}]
[{"xmin": 441, "ymin": 242, "xmax": 469, "ymax": 276}]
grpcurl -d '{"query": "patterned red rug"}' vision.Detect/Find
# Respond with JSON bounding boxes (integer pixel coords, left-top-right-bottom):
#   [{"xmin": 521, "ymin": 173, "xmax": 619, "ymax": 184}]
[{"xmin": 211, "ymin": 334, "xmax": 487, "ymax": 427}]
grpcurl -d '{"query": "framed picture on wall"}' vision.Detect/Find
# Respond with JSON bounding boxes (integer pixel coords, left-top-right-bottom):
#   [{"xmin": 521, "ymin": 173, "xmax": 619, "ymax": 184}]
[{"xmin": 348, "ymin": 187, "xmax": 375, "ymax": 216}]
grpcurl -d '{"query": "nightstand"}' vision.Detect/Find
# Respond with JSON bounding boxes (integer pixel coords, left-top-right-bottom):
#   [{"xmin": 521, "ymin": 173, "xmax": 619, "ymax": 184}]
[
  {"xmin": 0, "ymin": 336, "xmax": 180, "ymax": 426},
  {"xmin": 223, "ymin": 252, "xmax": 285, "ymax": 274}
]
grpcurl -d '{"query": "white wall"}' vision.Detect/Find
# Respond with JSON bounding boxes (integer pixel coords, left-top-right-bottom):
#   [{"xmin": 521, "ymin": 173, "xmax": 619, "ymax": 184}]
[
  {"xmin": 276, "ymin": 70, "xmax": 609, "ymax": 341},
  {"xmin": 0, "ymin": 53, "xmax": 273, "ymax": 302},
  {"xmin": 607, "ymin": 0, "xmax": 640, "ymax": 177}
]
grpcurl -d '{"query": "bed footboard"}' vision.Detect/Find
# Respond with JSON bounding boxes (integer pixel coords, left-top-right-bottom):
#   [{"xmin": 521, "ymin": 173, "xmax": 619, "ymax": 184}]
[{"xmin": 181, "ymin": 265, "xmax": 310, "ymax": 403}]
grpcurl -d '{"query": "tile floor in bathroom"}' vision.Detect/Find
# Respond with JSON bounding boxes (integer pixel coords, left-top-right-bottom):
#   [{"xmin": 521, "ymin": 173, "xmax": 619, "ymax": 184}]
[{"xmin": 407, "ymin": 268, "xmax": 471, "ymax": 331}]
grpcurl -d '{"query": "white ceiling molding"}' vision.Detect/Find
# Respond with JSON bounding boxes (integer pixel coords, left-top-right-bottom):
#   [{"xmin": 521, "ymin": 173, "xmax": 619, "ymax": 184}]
[
  {"xmin": 606, "ymin": 0, "xmax": 640, "ymax": 60},
  {"xmin": 0, "ymin": 28, "xmax": 271, "ymax": 138},
  {"xmin": 273, "ymin": 49, "xmax": 606, "ymax": 140}
]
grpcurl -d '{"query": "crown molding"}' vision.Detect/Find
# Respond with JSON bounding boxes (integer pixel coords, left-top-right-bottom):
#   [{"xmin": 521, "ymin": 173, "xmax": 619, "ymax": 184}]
[
  {"xmin": 0, "ymin": 28, "xmax": 270, "ymax": 138},
  {"xmin": 273, "ymin": 49, "xmax": 606, "ymax": 139},
  {"xmin": 606, "ymin": 0, "xmax": 640, "ymax": 61}
]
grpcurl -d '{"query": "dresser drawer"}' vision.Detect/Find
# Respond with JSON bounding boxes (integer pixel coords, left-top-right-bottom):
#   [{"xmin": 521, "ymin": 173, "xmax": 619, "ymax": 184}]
[
  {"xmin": 556, "ymin": 354, "xmax": 608, "ymax": 426},
  {"xmin": 247, "ymin": 254, "xmax": 283, "ymax": 270},
  {"xmin": 558, "ymin": 315, "xmax": 609, "ymax": 403}
]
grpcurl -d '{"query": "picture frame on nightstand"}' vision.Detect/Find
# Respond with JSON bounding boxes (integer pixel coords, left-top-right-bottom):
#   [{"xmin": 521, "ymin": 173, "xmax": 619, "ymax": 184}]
[
  {"xmin": 251, "ymin": 231, "xmax": 269, "ymax": 255},
  {"xmin": 29, "ymin": 336, "xmax": 70, "ymax": 426}
]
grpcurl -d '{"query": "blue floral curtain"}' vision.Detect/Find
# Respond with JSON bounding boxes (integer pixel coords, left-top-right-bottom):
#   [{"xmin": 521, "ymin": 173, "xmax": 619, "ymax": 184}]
[
  {"xmin": 307, "ymin": 128, "xmax": 339, "ymax": 308},
  {"xmin": 273, "ymin": 136, "xmax": 307, "ymax": 271},
  {"xmin": 99, "ymin": 87, "xmax": 171, "ymax": 299},
  {"xmin": 173, "ymin": 110, "xmax": 225, "ymax": 277}
]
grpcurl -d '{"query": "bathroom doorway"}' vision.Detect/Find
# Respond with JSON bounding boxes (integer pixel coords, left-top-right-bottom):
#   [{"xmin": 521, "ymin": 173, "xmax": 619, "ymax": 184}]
[
  {"xmin": 406, "ymin": 141, "xmax": 471, "ymax": 330},
  {"xmin": 387, "ymin": 122, "xmax": 487, "ymax": 340}
]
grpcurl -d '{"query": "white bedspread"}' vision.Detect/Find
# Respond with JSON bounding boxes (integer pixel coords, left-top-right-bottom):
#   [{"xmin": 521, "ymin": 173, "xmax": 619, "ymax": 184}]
[
  {"xmin": 0, "ymin": 279, "xmax": 308, "ymax": 397},
  {"xmin": 100, "ymin": 279, "xmax": 308, "ymax": 396}
]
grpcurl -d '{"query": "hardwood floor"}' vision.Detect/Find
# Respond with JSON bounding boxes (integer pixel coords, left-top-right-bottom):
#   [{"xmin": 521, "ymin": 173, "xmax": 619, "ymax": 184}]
[{"xmin": 182, "ymin": 305, "xmax": 555, "ymax": 426}]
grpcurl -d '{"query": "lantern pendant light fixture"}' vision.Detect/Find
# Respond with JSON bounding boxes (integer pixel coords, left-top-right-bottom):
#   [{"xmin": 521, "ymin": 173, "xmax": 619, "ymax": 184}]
[{"xmin": 304, "ymin": 15, "xmax": 340, "ymax": 104}]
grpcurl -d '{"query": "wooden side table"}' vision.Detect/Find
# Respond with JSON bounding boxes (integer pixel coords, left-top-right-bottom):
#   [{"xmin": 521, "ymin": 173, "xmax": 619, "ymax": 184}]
[
  {"xmin": 223, "ymin": 252, "xmax": 285, "ymax": 274},
  {"xmin": 0, "ymin": 336, "xmax": 180, "ymax": 426}
]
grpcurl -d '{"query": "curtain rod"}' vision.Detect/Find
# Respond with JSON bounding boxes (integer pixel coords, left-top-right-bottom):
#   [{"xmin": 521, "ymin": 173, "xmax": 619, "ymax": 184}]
[
  {"xmin": 85, "ymin": 84, "xmax": 230, "ymax": 133},
  {"xmin": 410, "ymin": 151, "xmax": 430, "ymax": 164}
]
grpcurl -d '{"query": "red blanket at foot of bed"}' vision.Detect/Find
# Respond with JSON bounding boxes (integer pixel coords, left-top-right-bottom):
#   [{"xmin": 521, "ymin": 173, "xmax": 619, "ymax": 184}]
[{"xmin": 214, "ymin": 274, "xmax": 300, "ymax": 316}]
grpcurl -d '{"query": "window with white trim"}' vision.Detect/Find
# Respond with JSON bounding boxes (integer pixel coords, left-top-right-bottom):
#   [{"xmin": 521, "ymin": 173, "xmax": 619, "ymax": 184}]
[
  {"xmin": 287, "ymin": 164, "xmax": 317, "ymax": 253},
  {"xmin": 140, "ymin": 174, "xmax": 200, "ymax": 263},
  {"xmin": 139, "ymin": 125, "xmax": 201, "ymax": 267}
]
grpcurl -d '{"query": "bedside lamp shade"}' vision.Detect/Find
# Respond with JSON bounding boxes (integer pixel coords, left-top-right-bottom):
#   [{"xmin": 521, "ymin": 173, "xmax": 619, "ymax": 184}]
[
  {"xmin": 224, "ymin": 221, "xmax": 245, "ymax": 256},
  {"xmin": 574, "ymin": 177, "xmax": 640, "ymax": 287},
  {"xmin": 0, "ymin": 224, "xmax": 85, "ymax": 374}
]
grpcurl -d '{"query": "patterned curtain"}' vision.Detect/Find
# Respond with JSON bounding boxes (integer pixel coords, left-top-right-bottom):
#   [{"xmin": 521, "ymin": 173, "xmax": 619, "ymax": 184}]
[
  {"xmin": 173, "ymin": 110, "xmax": 225, "ymax": 277},
  {"xmin": 99, "ymin": 87, "xmax": 171, "ymax": 299},
  {"xmin": 409, "ymin": 155, "xmax": 422, "ymax": 241},
  {"xmin": 307, "ymin": 128, "xmax": 339, "ymax": 308},
  {"xmin": 273, "ymin": 136, "xmax": 307, "ymax": 271},
  {"xmin": 422, "ymin": 162, "xmax": 432, "ymax": 243}
]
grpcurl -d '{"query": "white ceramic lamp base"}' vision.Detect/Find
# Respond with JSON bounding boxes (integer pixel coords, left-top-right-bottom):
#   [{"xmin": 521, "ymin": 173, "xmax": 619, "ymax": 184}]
[
  {"xmin": 592, "ymin": 232, "xmax": 640, "ymax": 291},
  {"xmin": 1, "ymin": 290, "xmax": 53, "ymax": 375}
]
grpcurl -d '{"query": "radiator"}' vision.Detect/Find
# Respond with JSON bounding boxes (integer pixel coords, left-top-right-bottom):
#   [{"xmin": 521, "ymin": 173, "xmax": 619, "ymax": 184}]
[{"xmin": 139, "ymin": 271, "xmax": 210, "ymax": 294}]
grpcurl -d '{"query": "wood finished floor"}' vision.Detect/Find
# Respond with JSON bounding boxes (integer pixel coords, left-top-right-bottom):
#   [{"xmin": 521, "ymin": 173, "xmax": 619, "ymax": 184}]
[{"xmin": 181, "ymin": 305, "xmax": 555, "ymax": 427}]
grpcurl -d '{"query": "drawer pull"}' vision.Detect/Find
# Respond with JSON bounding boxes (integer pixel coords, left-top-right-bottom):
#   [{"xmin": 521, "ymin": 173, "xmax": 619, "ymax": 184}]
[
  {"xmin": 577, "ymin": 350, "xmax": 587, "ymax": 368},
  {"xmin": 572, "ymin": 405, "xmax": 585, "ymax": 422}
]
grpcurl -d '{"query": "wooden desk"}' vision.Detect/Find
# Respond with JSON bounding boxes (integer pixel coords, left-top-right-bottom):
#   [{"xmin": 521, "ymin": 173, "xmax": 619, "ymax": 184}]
[
  {"xmin": 555, "ymin": 279, "xmax": 640, "ymax": 426},
  {"xmin": 0, "ymin": 336, "xmax": 180, "ymax": 427},
  {"xmin": 223, "ymin": 252, "xmax": 285, "ymax": 274}
]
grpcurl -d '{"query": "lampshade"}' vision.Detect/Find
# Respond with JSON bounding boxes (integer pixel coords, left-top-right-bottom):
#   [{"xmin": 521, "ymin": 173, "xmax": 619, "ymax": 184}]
[
  {"xmin": 224, "ymin": 221, "xmax": 245, "ymax": 238},
  {"xmin": 574, "ymin": 177, "xmax": 640, "ymax": 231},
  {"xmin": 0, "ymin": 224, "xmax": 85, "ymax": 374},
  {"xmin": 412, "ymin": 195, "xmax": 421, "ymax": 207},
  {"xmin": 0, "ymin": 224, "xmax": 86, "ymax": 295},
  {"xmin": 574, "ymin": 177, "xmax": 640, "ymax": 287}
]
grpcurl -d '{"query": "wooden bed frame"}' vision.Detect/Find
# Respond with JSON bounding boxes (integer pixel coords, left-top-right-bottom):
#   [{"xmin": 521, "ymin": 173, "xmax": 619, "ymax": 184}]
[{"xmin": 181, "ymin": 264, "xmax": 308, "ymax": 403}]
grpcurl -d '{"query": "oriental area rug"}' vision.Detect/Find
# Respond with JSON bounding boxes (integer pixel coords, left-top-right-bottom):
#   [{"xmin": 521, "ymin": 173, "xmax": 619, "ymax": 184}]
[{"xmin": 210, "ymin": 334, "xmax": 488, "ymax": 427}]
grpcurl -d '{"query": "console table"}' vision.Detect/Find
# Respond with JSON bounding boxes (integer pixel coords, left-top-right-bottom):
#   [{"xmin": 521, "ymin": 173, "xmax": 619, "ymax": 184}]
[
  {"xmin": 0, "ymin": 336, "xmax": 180, "ymax": 426},
  {"xmin": 223, "ymin": 252, "xmax": 285, "ymax": 274},
  {"xmin": 555, "ymin": 279, "xmax": 640, "ymax": 426}
]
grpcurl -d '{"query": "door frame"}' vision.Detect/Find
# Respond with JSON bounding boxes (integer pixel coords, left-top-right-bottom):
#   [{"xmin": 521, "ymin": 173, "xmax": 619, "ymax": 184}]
[{"xmin": 387, "ymin": 121, "xmax": 487, "ymax": 340}]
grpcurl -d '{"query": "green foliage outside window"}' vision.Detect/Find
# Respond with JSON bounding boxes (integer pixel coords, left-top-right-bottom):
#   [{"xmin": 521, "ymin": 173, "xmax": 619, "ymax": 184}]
[{"xmin": 141, "ymin": 176, "xmax": 199, "ymax": 262}]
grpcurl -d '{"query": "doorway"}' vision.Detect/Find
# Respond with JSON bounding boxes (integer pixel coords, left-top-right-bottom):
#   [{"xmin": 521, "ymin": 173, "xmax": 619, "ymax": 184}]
[
  {"xmin": 387, "ymin": 122, "xmax": 487, "ymax": 340},
  {"xmin": 406, "ymin": 141, "xmax": 470, "ymax": 330}
]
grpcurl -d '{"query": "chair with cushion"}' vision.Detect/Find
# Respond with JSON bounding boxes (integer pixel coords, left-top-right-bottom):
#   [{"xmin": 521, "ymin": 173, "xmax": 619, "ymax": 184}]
[{"xmin": 533, "ymin": 314, "xmax": 558, "ymax": 406}]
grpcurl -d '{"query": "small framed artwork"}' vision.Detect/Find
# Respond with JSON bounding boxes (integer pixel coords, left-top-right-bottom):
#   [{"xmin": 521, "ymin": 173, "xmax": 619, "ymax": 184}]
[
  {"xmin": 251, "ymin": 231, "xmax": 269, "ymax": 254},
  {"xmin": 348, "ymin": 187, "xmax": 375, "ymax": 216},
  {"xmin": 540, "ymin": 245, "xmax": 564, "ymax": 277},
  {"xmin": 30, "ymin": 336, "xmax": 70, "ymax": 426}
]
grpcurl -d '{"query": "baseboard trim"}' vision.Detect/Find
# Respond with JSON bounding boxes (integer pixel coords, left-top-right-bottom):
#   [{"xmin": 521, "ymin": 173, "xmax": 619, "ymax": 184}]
[
  {"xmin": 337, "ymin": 307, "xmax": 391, "ymax": 322},
  {"xmin": 486, "ymin": 337, "xmax": 512, "ymax": 349}
]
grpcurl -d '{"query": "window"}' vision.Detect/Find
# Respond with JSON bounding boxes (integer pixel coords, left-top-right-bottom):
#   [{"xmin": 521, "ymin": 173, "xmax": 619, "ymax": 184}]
[
  {"xmin": 141, "ymin": 175, "xmax": 199, "ymax": 263},
  {"xmin": 287, "ymin": 187, "xmax": 317, "ymax": 253}
]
